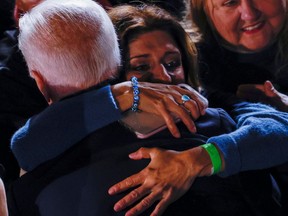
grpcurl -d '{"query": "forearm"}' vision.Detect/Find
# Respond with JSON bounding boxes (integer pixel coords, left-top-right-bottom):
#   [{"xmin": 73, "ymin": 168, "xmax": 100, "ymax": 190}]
[
  {"xmin": 11, "ymin": 85, "xmax": 122, "ymax": 171},
  {"xmin": 111, "ymin": 81, "xmax": 133, "ymax": 112},
  {"xmin": 208, "ymin": 102, "xmax": 288, "ymax": 177}
]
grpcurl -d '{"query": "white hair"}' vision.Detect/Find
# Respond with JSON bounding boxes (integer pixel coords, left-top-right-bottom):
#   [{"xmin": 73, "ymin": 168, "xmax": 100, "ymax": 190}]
[{"xmin": 19, "ymin": 0, "xmax": 120, "ymax": 89}]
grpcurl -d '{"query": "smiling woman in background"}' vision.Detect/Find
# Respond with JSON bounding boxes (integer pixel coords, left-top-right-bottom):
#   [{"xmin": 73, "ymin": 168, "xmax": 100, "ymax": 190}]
[
  {"xmin": 191, "ymin": 0, "xmax": 288, "ymax": 112},
  {"xmin": 190, "ymin": 1, "xmax": 288, "ymax": 213}
]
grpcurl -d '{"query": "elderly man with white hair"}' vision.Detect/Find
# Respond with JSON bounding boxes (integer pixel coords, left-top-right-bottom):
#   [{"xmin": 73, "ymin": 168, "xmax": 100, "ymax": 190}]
[
  {"xmin": 8, "ymin": 0, "xmax": 124, "ymax": 214},
  {"xmin": 18, "ymin": 0, "xmax": 120, "ymax": 102}
]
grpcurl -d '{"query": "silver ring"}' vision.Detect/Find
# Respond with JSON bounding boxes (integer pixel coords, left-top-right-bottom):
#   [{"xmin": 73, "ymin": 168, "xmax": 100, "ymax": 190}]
[{"xmin": 181, "ymin": 95, "xmax": 190, "ymax": 105}]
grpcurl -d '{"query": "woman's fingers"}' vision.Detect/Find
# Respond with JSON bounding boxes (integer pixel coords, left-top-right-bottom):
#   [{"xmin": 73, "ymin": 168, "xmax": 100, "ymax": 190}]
[
  {"xmin": 124, "ymin": 190, "xmax": 163, "ymax": 216},
  {"xmin": 177, "ymin": 83, "xmax": 208, "ymax": 115},
  {"xmin": 113, "ymin": 185, "xmax": 151, "ymax": 213},
  {"xmin": 121, "ymin": 82, "xmax": 210, "ymax": 136},
  {"xmin": 155, "ymin": 96, "xmax": 196, "ymax": 135}
]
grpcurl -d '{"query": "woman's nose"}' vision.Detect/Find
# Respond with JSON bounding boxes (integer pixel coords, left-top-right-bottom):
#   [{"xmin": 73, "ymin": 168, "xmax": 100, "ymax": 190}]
[
  {"xmin": 239, "ymin": 0, "xmax": 261, "ymax": 21},
  {"xmin": 152, "ymin": 64, "xmax": 172, "ymax": 83}
]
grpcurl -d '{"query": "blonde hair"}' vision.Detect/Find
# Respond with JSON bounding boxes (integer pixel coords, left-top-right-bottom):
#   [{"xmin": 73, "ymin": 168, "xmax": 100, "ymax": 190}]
[
  {"xmin": 190, "ymin": 0, "xmax": 288, "ymax": 77},
  {"xmin": 190, "ymin": 0, "xmax": 209, "ymax": 43}
]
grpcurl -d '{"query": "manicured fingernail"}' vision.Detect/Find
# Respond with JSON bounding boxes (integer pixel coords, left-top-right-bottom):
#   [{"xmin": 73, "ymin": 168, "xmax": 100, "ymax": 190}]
[
  {"xmin": 175, "ymin": 132, "xmax": 181, "ymax": 138},
  {"xmin": 129, "ymin": 152, "xmax": 138, "ymax": 158},
  {"xmin": 114, "ymin": 204, "xmax": 122, "ymax": 212},
  {"xmin": 108, "ymin": 188, "xmax": 115, "ymax": 195},
  {"xmin": 129, "ymin": 153, "xmax": 135, "ymax": 157},
  {"xmin": 192, "ymin": 126, "xmax": 197, "ymax": 133}
]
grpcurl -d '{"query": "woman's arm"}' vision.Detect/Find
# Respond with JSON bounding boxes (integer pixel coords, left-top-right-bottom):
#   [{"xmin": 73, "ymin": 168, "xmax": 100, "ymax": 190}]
[
  {"xmin": 108, "ymin": 102, "xmax": 288, "ymax": 216},
  {"xmin": 11, "ymin": 83, "xmax": 208, "ymax": 172},
  {"xmin": 11, "ymin": 85, "xmax": 122, "ymax": 171},
  {"xmin": 214, "ymin": 102, "xmax": 288, "ymax": 177}
]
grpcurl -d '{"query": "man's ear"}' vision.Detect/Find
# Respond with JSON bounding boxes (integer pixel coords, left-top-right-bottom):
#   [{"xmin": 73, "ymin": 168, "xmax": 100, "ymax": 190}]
[
  {"xmin": 13, "ymin": 2, "xmax": 23, "ymax": 27},
  {"xmin": 31, "ymin": 70, "xmax": 52, "ymax": 104}
]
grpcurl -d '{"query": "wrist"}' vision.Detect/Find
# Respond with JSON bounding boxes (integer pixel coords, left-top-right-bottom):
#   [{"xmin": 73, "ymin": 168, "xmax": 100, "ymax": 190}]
[
  {"xmin": 130, "ymin": 76, "xmax": 140, "ymax": 112},
  {"xmin": 200, "ymin": 143, "xmax": 224, "ymax": 175},
  {"xmin": 184, "ymin": 147, "xmax": 214, "ymax": 178},
  {"xmin": 110, "ymin": 82, "xmax": 132, "ymax": 112}
]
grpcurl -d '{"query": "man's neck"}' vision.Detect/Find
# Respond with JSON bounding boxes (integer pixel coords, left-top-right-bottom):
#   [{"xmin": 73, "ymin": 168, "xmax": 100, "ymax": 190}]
[{"xmin": 49, "ymin": 85, "xmax": 86, "ymax": 104}]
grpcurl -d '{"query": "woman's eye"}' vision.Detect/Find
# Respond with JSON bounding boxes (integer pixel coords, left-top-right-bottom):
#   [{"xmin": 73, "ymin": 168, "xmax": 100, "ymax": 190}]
[
  {"xmin": 131, "ymin": 64, "xmax": 150, "ymax": 72},
  {"xmin": 164, "ymin": 60, "xmax": 181, "ymax": 71},
  {"xmin": 223, "ymin": 0, "xmax": 238, "ymax": 7}
]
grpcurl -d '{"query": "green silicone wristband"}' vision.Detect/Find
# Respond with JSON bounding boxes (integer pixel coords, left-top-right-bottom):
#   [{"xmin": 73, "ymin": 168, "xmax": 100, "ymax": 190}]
[{"xmin": 201, "ymin": 143, "xmax": 222, "ymax": 175}]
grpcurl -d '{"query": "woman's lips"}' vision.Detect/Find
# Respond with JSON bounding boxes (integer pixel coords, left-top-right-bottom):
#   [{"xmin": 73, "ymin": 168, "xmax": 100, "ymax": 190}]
[{"xmin": 242, "ymin": 21, "xmax": 265, "ymax": 34}]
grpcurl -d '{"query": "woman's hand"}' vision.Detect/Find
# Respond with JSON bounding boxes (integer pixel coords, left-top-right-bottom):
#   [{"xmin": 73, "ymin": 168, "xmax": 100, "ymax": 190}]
[
  {"xmin": 108, "ymin": 147, "xmax": 213, "ymax": 216},
  {"xmin": 111, "ymin": 82, "xmax": 208, "ymax": 138},
  {"xmin": 237, "ymin": 81, "xmax": 288, "ymax": 112}
]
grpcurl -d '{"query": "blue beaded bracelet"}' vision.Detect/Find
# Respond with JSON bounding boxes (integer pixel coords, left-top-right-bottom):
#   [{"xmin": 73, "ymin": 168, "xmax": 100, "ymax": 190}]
[{"xmin": 131, "ymin": 76, "xmax": 140, "ymax": 112}]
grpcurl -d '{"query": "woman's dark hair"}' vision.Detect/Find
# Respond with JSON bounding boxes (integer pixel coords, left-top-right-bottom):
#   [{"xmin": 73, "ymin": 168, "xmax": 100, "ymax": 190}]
[{"xmin": 108, "ymin": 4, "xmax": 199, "ymax": 88}]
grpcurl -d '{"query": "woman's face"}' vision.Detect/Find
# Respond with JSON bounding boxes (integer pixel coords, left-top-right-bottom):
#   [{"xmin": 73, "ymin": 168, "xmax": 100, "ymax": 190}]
[
  {"xmin": 204, "ymin": 0, "xmax": 287, "ymax": 51},
  {"xmin": 125, "ymin": 30, "xmax": 185, "ymax": 84}
]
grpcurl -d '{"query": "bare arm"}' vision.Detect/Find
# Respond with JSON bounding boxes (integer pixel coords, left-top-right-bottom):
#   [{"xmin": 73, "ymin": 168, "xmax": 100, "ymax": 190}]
[{"xmin": 12, "ymin": 83, "xmax": 208, "ymax": 172}]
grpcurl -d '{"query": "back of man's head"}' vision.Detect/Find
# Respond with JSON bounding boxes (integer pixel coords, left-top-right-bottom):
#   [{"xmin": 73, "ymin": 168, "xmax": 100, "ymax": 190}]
[{"xmin": 18, "ymin": 0, "xmax": 120, "ymax": 93}]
